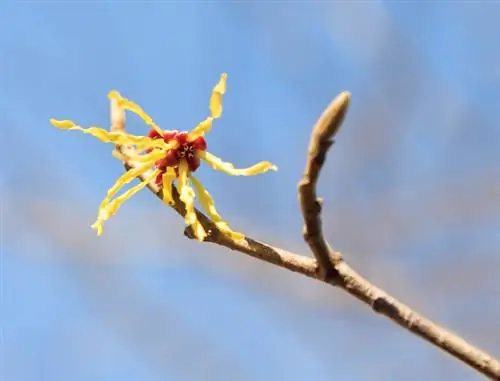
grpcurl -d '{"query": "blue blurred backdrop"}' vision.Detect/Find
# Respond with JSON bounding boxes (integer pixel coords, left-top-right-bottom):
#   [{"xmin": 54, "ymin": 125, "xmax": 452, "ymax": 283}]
[{"xmin": 2, "ymin": 1, "xmax": 500, "ymax": 380}]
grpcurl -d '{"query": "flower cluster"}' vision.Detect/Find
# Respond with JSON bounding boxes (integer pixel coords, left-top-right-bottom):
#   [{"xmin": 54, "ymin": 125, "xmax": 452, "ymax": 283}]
[{"xmin": 50, "ymin": 73, "xmax": 277, "ymax": 241}]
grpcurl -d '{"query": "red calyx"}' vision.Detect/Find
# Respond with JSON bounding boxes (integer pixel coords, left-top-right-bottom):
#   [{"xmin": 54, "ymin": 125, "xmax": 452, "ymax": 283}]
[
  {"xmin": 147, "ymin": 129, "xmax": 209, "ymax": 185},
  {"xmin": 155, "ymin": 150, "xmax": 179, "ymax": 170},
  {"xmin": 187, "ymin": 155, "xmax": 201, "ymax": 172},
  {"xmin": 173, "ymin": 131, "xmax": 188, "ymax": 145},
  {"xmin": 155, "ymin": 171, "xmax": 164, "ymax": 186},
  {"xmin": 148, "ymin": 130, "xmax": 161, "ymax": 139},
  {"xmin": 191, "ymin": 136, "xmax": 207, "ymax": 151},
  {"xmin": 163, "ymin": 130, "xmax": 177, "ymax": 142}
]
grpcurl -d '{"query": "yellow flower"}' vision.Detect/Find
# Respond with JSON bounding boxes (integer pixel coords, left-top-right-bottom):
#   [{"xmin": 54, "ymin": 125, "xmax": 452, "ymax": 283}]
[{"xmin": 50, "ymin": 73, "xmax": 277, "ymax": 241}]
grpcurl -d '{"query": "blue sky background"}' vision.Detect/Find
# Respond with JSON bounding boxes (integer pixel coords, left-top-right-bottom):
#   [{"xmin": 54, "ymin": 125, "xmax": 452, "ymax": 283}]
[{"xmin": 2, "ymin": 1, "xmax": 500, "ymax": 380}]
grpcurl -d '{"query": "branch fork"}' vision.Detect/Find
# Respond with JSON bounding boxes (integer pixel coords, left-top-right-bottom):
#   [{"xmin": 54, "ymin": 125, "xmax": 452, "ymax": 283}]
[{"xmin": 110, "ymin": 91, "xmax": 500, "ymax": 380}]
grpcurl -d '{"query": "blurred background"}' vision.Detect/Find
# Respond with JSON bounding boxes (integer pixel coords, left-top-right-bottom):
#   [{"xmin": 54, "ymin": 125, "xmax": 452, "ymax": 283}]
[{"xmin": 2, "ymin": 1, "xmax": 500, "ymax": 380}]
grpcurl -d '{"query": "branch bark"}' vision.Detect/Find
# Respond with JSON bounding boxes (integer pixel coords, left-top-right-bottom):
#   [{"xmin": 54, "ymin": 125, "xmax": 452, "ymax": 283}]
[
  {"xmin": 110, "ymin": 93, "xmax": 500, "ymax": 380},
  {"xmin": 298, "ymin": 92, "xmax": 350, "ymax": 281}
]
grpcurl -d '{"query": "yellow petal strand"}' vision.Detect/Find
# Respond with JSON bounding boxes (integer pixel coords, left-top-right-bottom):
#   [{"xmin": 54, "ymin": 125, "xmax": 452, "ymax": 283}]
[
  {"xmin": 91, "ymin": 169, "xmax": 159, "ymax": 236},
  {"xmin": 97, "ymin": 156, "xmax": 160, "ymax": 213},
  {"xmin": 112, "ymin": 149, "xmax": 127, "ymax": 161},
  {"xmin": 108, "ymin": 90, "xmax": 164, "ymax": 136},
  {"xmin": 190, "ymin": 218, "xmax": 207, "ymax": 242},
  {"xmin": 190, "ymin": 176, "xmax": 244, "ymax": 241},
  {"xmin": 108, "ymin": 90, "xmax": 124, "ymax": 102},
  {"xmin": 50, "ymin": 119, "xmax": 173, "ymax": 151},
  {"xmin": 161, "ymin": 168, "xmax": 176, "ymax": 205},
  {"xmin": 113, "ymin": 150, "xmax": 166, "ymax": 165},
  {"xmin": 209, "ymin": 73, "xmax": 227, "ymax": 119},
  {"xmin": 177, "ymin": 161, "xmax": 207, "ymax": 241},
  {"xmin": 112, "ymin": 149, "xmax": 144, "ymax": 163},
  {"xmin": 129, "ymin": 150, "xmax": 168, "ymax": 163},
  {"xmin": 199, "ymin": 151, "xmax": 278, "ymax": 176},
  {"xmin": 187, "ymin": 117, "xmax": 213, "ymax": 141},
  {"xmin": 177, "ymin": 161, "xmax": 196, "ymax": 225}
]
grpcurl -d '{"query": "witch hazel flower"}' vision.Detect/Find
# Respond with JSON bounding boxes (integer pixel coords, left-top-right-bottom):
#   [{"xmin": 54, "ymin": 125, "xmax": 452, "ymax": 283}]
[{"xmin": 50, "ymin": 73, "xmax": 277, "ymax": 241}]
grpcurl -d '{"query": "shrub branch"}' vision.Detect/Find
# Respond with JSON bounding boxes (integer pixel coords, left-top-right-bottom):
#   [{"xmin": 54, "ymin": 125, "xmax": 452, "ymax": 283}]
[{"xmin": 110, "ymin": 93, "xmax": 500, "ymax": 380}]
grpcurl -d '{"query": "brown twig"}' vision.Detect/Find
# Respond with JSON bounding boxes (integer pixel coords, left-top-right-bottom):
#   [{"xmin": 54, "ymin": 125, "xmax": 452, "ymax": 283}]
[
  {"xmin": 298, "ymin": 92, "xmax": 350, "ymax": 281},
  {"xmin": 110, "ymin": 94, "xmax": 500, "ymax": 380}
]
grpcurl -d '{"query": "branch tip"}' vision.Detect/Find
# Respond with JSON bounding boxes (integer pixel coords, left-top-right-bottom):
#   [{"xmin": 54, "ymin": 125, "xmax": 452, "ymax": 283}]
[
  {"xmin": 313, "ymin": 91, "xmax": 351, "ymax": 141},
  {"xmin": 299, "ymin": 91, "xmax": 351, "ymax": 279}
]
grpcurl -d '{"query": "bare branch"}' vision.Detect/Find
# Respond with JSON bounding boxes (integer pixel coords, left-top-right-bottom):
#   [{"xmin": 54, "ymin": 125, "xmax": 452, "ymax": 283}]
[
  {"xmin": 298, "ymin": 92, "xmax": 350, "ymax": 280},
  {"xmin": 110, "ymin": 93, "xmax": 500, "ymax": 380}
]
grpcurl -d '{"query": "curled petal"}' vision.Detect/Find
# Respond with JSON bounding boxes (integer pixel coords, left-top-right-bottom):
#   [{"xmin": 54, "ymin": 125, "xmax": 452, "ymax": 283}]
[
  {"xmin": 108, "ymin": 90, "xmax": 164, "ymax": 136},
  {"xmin": 190, "ymin": 176, "xmax": 244, "ymax": 241},
  {"xmin": 199, "ymin": 151, "xmax": 278, "ymax": 176},
  {"xmin": 112, "ymin": 149, "xmax": 127, "ymax": 161},
  {"xmin": 210, "ymin": 73, "xmax": 227, "ymax": 118},
  {"xmin": 98, "ymin": 156, "xmax": 160, "ymax": 214},
  {"xmin": 113, "ymin": 149, "xmax": 166, "ymax": 165},
  {"xmin": 161, "ymin": 167, "xmax": 176, "ymax": 205},
  {"xmin": 187, "ymin": 73, "xmax": 227, "ymax": 140},
  {"xmin": 132, "ymin": 150, "xmax": 170, "ymax": 164},
  {"xmin": 187, "ymin": 117, "xmax": 213, "ymax": 141},
  {"xmin": 177, "ymin": 161, "xmax": 206, "ymax": 241},
  {"xmin": 91, "ymin": 169, "xmax": 159, "ymax": 236},
  {"xmin": 177, "ymin": 161, "xmax": 196, "ymax": 225},
  {"xmin": 50, "ymin": 119, "xmax": 174, "ymax": 151}
]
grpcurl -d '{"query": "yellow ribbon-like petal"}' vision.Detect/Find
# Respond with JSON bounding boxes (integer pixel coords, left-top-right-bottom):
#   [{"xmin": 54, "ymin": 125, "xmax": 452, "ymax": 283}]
[
  {"xmin": 177, "ymin": 161, "xmax": 195, "ymax": 224},
  {"xmin": 187, "ymin": 117, "xmax": 213, "ymax": 141},
  {"xmin": 210, "ymin": 73, "xmax": 227, "ymax": 119},
  {"xmin": 108, "ymin": 91, "xmax": 164, "ymax": 136},
  {"xmin": 91, "ymin": 169, "xmax": 159, "ymax": 236},
  {"xmin": 112, "ymin": 149, "xmax": 127, "ymax": 161},
  {"xmin": 199, "ymin": 151, "xmax": 278, "ymax": 176},
  {"xmin": 187, "ymin": 73, "xmax": 227, "ymax": 140},
  {"xmin": 50, "ymin": 119, "xmax": 173, "ymax": 151},
  {"xmin": 97, "ymin": 153, "xmax": 162, "ymax": 213},
  {"xmin": 113, "ymin": 149, "xmax": 176, "ymax": 166},
  {"xmin": 177, "ymin": 160, "xmax": 206, "ymax": 241},
  {"xmin": 161, "ymin": 167, "xmax": 176, "ymax": 205},
  {"xmin": 190, "ymin": 176, "xmax": 244, "ymax": 241}
]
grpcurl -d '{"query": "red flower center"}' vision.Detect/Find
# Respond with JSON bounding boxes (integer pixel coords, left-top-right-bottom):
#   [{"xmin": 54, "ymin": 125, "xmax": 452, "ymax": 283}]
[{"xmin": 147, "ymin": 129, "xmax": 207, "ymax": 185}]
